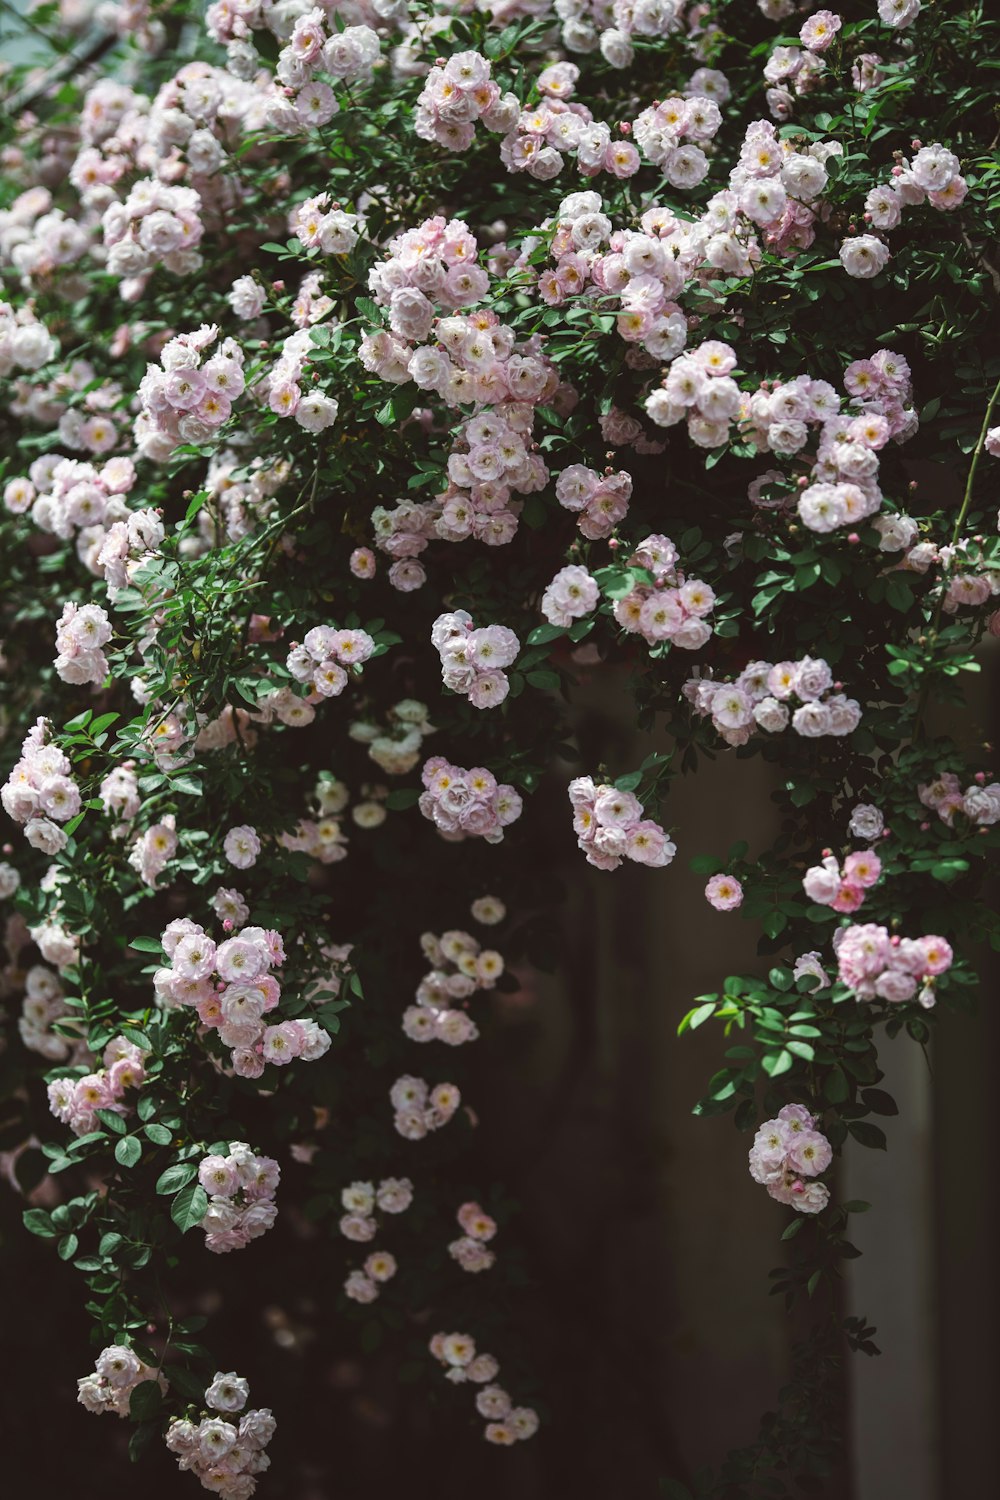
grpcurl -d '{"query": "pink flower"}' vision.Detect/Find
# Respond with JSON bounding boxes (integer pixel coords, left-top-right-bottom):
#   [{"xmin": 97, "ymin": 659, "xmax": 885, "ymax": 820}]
[
  {"xmin": 705, "ymin": 874, "xmax": 743, "ymax": 911},
  {"xmin": 224, "ymin": 825, "xmax": 261, "ymax": 869}
]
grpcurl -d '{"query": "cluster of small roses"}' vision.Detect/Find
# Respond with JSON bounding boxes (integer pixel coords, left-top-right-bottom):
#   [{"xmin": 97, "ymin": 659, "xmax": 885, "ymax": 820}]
[
  {"xmin": 568, "ymin": 777, "xmax": 676, "ymax": 871},
  {"xmin": 390, "ymin": 1074, "xmax": 461, "ymax": 1140},
  {"xmin": 645, "ymin": 338, "xmax": 744, "ymax": 448},
  {"xmin": 499, "ymin": 61, "xmax": 639, "ymax": 182},
  {"xmin": 541, "ymin": 563, "xmax": 600, "ymax": 627},
  {"xmin": 53, "ymin": 600, "xmax": 112, "ymax": 687},
  {"xmin": 415, "ymin": 50, "xmax": 518, "ymax": 153},
  {"xmin": 6, "ymin": 353, "xmax": 125, "ymax": 460},
  {"xmin": 418, "ymin": 757, "xmax": 523, "ymax": 843},
  {"xmin": 803, "ymin": 848, "xmax": 883, "ymax": 915},
  {"xmin": 341, "ymin": 1175, "xmax": 412, "ymax": 1303},
  {"xmin": 102, "ymin": 176, "xmax": 203, "ymax": 284},
  {"xmin": 194, "ymin": 445, "xmax": 290, "ymax": 546},
  {"xmin": 431, "ymin": 610, "xmax": 520, "ymax": 710},
  {"xmin": 273, "ymin": 14, "xmax": 381, "ymax": 131},
  {"xmin": 747, "ymin": 349, "xmax": 915, "ymax": 537},
  {"xmin": 349, "ymin": 698, "xmax": 435, "ymax": 775},
  {"xmin": 135, "ymin": 324, "xmax": 245, "ymax": 462},
  {"xmin": 449, "ymin": 1200, "xmax": 498, "ymax": 1274},
  {"xmin": 0, "ymin": 186, "xmax": 88, "ymax": 282},
  {"xmin": 428, "ymin": 1332, "xmax": 539, "ymax": 1444},
  {"xmin": 256, "ymin": 324, "xmax": 340, "ymax": 432},
  {"xmin": 165, "ymin": 1371, "xmax": 275, "ymax": 1497},
  {"xmin": 153, "ymin": 915, "xmax": 331, "ymax": 1077},
  {"xmin": 284, "ymin": 625, "xmax": 376, "ymax": 712},
  {"xmin": 197, "ymin": 1142, "xmax": 280, "ymax": 1254},
  {"xmin": 748, "ymin": 1104, "xmax": 833, "ymax": 1215},
  {"xmin": 631, "ymin": 90, "xmax": 722, "ymax": 185},
  {"xmin": 731, "ymin": 120, "xmax": 837, "ymax": 255},
  {"xmin": 532, "ymin": 190, "xmax": 689, "ymax": 362},
  {"xmin": 834, "ymin": 922, "xmax": 953, "ymax": 1006},
  {"xmin": 554, "ymin": 0, "xmax": 685, "ymax": 64},
  {"xmin": 289, "ymin": 198, "xmax": 360, "ymax": 269},
  {"xmin": 683, "ymin": 657, "xmax": 861, "ymax": 746},
  {"xmin": 98, "ymin": 762, "xmax": 141, "ymax": 838},
  {"xmin": 47, "ymin": 1034, "xmax": 147, "ymax": 1137},
  {"xmin": 344, "ymin": 1249, "xmax": 398, "ymax": 1303},
  {"xmin": 762, "ymin": 10, "xmax": 840, "ymax": 121},
  {"xmin": 128, "ymin": 814, "xmax": 178, "ymax": 890},
  {"xmin": 280, "ymin": 776, "xmax": 349, "ymax": 866},
  {"xmin": 18, "ymin": 963, "xmax": 79, "ymax": 1062},
  {"xmin": 339, "ymin": 1175, "xmax": 414, "ymax": 1243},
  {"xmin": 863, "ymin": 143, "xmax": 968, "ymax": 260},
  {"xmin": 77, "ymin": 1344, "xmax": 166, "ymax": 1418},
  {"xmin": 0, "ymin": 298, "xmax": 57, "ymax": 374},
  {"xmin": 1, "ymin": 717, "xmax": 82, "ymax": 856},
  {"xmin": 555, "ymin": 463, "xmax": 633, "ymax": 540},
  {"xmin": 402, "ymin": 925, "xmax": 505, "ymax": 1047},
  {"xmin": 97, "ymin": 508, "xmax": 166, "ymax": 597},
  {"xmin": 918, "ymin": 771, "xmax": 1000, "ymax": 827},
  {"xmin": 613, "ymin": 533, "xmax": 717, "ymax": 650}
]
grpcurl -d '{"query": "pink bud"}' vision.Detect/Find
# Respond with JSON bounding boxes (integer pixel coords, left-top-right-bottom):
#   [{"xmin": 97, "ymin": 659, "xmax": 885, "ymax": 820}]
[{"xmin": 847, "ymin": 532, "xmax": 860, "ymax": 544}]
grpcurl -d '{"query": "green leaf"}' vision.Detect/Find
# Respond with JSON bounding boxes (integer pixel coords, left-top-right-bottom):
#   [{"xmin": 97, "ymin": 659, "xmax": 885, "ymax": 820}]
[
  {"xmin": 526, "ymin": 623, "xmax": 565, "ymax": 645},
  {"xmin": 689, "ymin": 854, "xmax": 724, "ymax": 875},
  {"xmin": 385, "ymin": 788, "xmax": 420, "ymax": 811},
  {"xmin": 156, "ymin": 1163, "xmax": 198, "ymax": 1195},
  {"xmin": 171, "ymin": 1183, "xmax": 209, "ymax": 1233},
  {"xmin": 22, "ymin": 1208, "xmax": 56, "ymax": 1238},
  {"xmin": 129, "ymin": 937, "xmax": 164, "ymax": 955},
  {"xmin": 58, "ymin": 1232, "xmax": 79, "ymax": 1260},
  {"xmin": 96, "ymin": 1109, "xmax": 127, "ymax": 1136},
  {"xmin": 680, "ymin": 1001, "xmax": 717, "ymax": 1034},
  {"xmin": 115, "ymin": 1135, "xmax": 142, "ymax": 1168},
  {"xmin": 781, "ymin": 1218, "xmax": 804, "ymax": 1240},
  {"xmin": 860, "ymin": 1088, "xmax": 898, "ymax": 1116},
  {"xmin": 761, "ymin": 1049, "xmax": 793, "ymax": 1077},
  {"xmin": 129, "ymin": 1381, "xmax": 164, "ymax": 1421},
  {"xmin": 769, "ymin": 967, "xmax": 792, "ymax": 992},
  {"xmin": 614, "ymin": 771, "xmax": 643, "ymax": 792},
  {"xmin": 144, "ymin": 1123, "xmax": 173, "ymax": 1146},
  {"xmin": 526, "ymin": 669, "xmax": 561, "ymax": 692},
  {"xmin": 848, "ymin": 1120, "xmax": 887, "ymax": 1150}
]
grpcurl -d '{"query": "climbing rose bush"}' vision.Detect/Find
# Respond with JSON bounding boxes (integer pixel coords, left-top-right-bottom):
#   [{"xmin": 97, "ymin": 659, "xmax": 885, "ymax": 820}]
[{"xmin": 1, "ymin": 1, "xmax": 999, "ymax": 1494}]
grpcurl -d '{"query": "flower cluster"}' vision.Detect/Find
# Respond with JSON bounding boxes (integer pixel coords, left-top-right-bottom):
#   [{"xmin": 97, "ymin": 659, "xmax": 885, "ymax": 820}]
[
  {"xmin": 683, "ymin": 657, "xmax": 861, "ymax": 746},
  {"xmin": 429, "ymin": 1332, "xmax": 539, "ymax": 1444},
  {"xmin": 448, "ymin": 1201, "xmax": 498, "ymax": 1274},
  {"xmin": 748, "ymin": 1104, "xmax": 833, "ymax": 1215},
  {"xmin": 1, "ymin": 717, "xmax": 82, "ymax": 854},
  {"xmin": 918, "ymin": 772, "xmax": 1000, "ymax": 827},
  {"xmin": 431, "ymin": 610, "xmax": 520, "ymax": 709},
  {"xmin": 18, "ymin": 963, "xmax": 78, "ymax": 1061},
  {"xmin": 285, "ymin": 625, "xmax": 376, "ymax": 710},
  {"xmin": 498, "ymin": 62, "xmax": 635, "ymax": 183},
  {"xmin": 54, "ymin": 601, "xmax": 112, "ymax": 686},
  {"xmin": 403, "ymin": 926, "xmax": 504, "ymax": 1047},
  {"xmin": 834, "ymin": 923, "xmax": 953, "ymax": 1005},
  {"xmin": 419, "ymin": 758, "xmax": 523, "ymax": 843},
  {"xmin": 390, "ymin": 1074, "xmax": 461, "ymax": 1141},
  {"xmin": 803, "ymin": 848, "xmax": 883, "ymax": 914},
  {"xmin": 102, "ymin": 177, "xmax": 203, "ymax": 284},
  {"xmin": 339, "ymin": 1175, "xmax": 414, "ymax": 1243},
  {"xmin": 0, "ymin": 299, "xmax": 57, "ymax": 374},
  {"xmin": 77, "ymin": 1345, "xmax": 167, "ymax": 1418},
  {"xmin": 47, "ymin": 1034, "xmax": 148, "ymax": 1137},
  {"xmin": 568, "ymin": 777, "xmax": 676, "ymax": 871},
  {"xmin": 612, "ymin": 533, "xmax": 717, "ymax": 650},
  {"xmin": 153, "ymin": 915, "xmax": 331, "ymax": 1077},
  {"xmin": 197, "ymin": 1142, "xmax": 280, "ymax": 1254},
  {"xmin": 415, "ymin": 50, "xmax": 518, "ymax": 153},
  {"xmin": 349, "ymin": 698, "xmax": 435, "ymax": 775},
  {"xmin": 274, "ymin": 16, "xmax": 381, "ymax": 132},
  {"xmin": 165, "ymin": 1371, "xmax": 275, "ymax": 1496},
  {"xmin": 135, "ymin": 323, "xmax": 245, "ymax": 462},
  {"xmin": 555, "ymin": 463, "xmax": 633, "ymax": 540},
  {"xmin": 631, "ymin": 90, "xmax": 722, "ymax": 181},
  {"xmin": 541, "ymin": 564, "xmax": 600, "ymax": 627},
  {"xmin": 864, "ymin": 143, "xmax": 968, "ymax": 245},
  {"xmin": 344, "ymin": 1249, "xmax": 398, "ymax": 1304}
]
